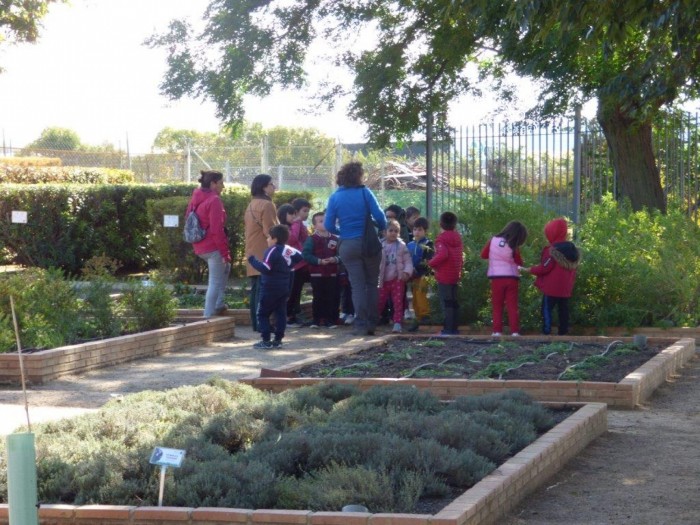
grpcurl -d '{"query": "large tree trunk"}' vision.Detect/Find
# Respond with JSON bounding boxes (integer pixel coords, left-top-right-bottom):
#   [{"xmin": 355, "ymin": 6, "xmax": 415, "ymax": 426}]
[{"xmin": 597, "ymin": 104, "xmax": 667, "ymax": 213}]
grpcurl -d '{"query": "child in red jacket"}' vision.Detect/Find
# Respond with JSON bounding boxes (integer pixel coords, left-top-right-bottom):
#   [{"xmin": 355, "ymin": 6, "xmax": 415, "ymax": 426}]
[
  {"xmin": 524, "ymin": 218, "xmax": 580, "ymax": 335},
  {"xmin": 428, "ymin": 211, "xmax": 464, "ymax": 335},
  {"xmin": 481, "ymin": 221, "xmax": 528, "ymax": 337}
]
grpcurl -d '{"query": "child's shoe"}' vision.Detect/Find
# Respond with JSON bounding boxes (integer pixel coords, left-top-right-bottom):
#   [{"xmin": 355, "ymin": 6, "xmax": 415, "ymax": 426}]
[
  {"xmin": 407, "ymin": 319, "xmax": 420, "ymax": 332},
  {"xmin": 491, "ymin": 332, "xmax": 502, "ymax": 337},
  {"xmin": 286, "ymin": 318, "xmax": 302, "ymax": 328},
  {"xmin": 271, "ymin": 339, "xmax": 283, "ymax": 347},
  {"xmin": 309, "ymin": 323, "xmax": 320, "ymax": 329},
  {"xmin": 344, "ymin": 314, "xmax": 355, "ymax": 325},
  {"xmin": 253, "ymin": 340, "xmax": 273, "ymax": 349},
  {"xmin": 392, "ymin": 322, "xmax": 403, "ymax": 333},
  {"xmin": 511, "ymin": 332, "xmax": 521, "ymax": 337}
]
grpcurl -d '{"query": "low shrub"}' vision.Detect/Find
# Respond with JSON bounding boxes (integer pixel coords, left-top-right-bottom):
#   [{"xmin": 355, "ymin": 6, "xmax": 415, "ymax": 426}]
[{"xmin": 0, "ymin": 382, "xmax": 559, "ymax": 512}]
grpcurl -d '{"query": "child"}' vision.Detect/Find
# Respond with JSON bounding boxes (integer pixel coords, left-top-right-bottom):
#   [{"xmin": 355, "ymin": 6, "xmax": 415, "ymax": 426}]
[
  {"xmin": 524, "ymin": 217, "xmax": 580, "ymax": 335},
  {"xmin": 405, "ymin": 206, "xmax": 421, "ymax": 242},
  {"xmin": 480, "ymin": 221, "xmax": 528, "ymax": 336},
  {"xmin": 288, "ymin": 198, "xmax": 312, "ymax": 325},
  {"xmin": 428, "ymin": 211, "xmax": 464, "ymax": 335},
  {"xmin": 247, "ymin": 224, "xmax": 303, "ymax": 349},
  {"xmin": 406, "ymin": 216, "xmax": 434, "ymax": 331},
  {"xmin": 302, "ymin": 211, "xmax": 341, "ymax": 328},
  {"xmin": 277, "ymin": 204, "xmax": 303, "ymax": 326},
  {"xmin": 378, "ymin": 218, "xmax": 413, "ymax": 333}
]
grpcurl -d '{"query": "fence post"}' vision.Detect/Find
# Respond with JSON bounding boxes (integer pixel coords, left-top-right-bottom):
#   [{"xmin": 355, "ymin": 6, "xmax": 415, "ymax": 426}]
[
  {"xmin": 185, "ymin": 140, "xmax": 192, "ymax": 183},
  {"xmin": 425, "ymin": 111, "xmax": 434, "ymax": 220},
  {"xmin": 261, "ymin": 135, "xmax": 269, "ymax": 174},
  {"xmin": 573, "ymin": 105, "xmax": 582, "ymax": 224}
]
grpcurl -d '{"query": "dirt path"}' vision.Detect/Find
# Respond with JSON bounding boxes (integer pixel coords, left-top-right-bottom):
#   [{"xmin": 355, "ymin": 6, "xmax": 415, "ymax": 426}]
[{"xmin": 1, "ymin": 327, "xmax": 698, "ymax": 523}]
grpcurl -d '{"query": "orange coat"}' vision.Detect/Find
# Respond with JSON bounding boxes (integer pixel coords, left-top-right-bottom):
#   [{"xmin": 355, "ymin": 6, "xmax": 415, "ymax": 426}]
[{"xmin": 244, "ymin": 197, "xmax": 278, "ymax": 277}]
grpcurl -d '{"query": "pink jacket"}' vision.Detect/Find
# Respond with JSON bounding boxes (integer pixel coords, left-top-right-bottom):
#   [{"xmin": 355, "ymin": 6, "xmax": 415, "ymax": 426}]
[
  {"xmin": 481, "ymin": 236, "xmax": 523, "ymax": 278},
  {"xmin": 378, "ymin": 239, "xmax": 413, "ymax": 287},
  {"xmin": 185, "ymin": 188, "xmax": 230, "ymax": 261}
]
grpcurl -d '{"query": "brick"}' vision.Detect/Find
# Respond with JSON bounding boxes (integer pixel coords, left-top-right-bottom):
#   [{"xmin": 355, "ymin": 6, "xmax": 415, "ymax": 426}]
[
  {"xmin": 75, "ymin": 504, "xmax": 134, "ymax": 519},
  {"xmin": 192, "ymin": 507, "xmax": 251, "ymax": 522},
  {"xmin": 132, "ymin": 506, "xmax": 192, "ymax": 521},
  {"xmin": 252, "ymin": 510, "xmax": 311, "ymax": 524}
]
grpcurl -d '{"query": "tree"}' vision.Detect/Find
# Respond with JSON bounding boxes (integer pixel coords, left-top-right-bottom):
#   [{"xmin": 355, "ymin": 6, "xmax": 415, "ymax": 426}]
[
  {"xmin": 0, "ymin": 0, "xmax": 64, "ymax": 70},
  {"xmin": 149, "ymin": 0, "xmax": 700, "ymax": 212},
  {"xmin": 21, "ymin": 127, "xmax": 81, "ymax": 153}
]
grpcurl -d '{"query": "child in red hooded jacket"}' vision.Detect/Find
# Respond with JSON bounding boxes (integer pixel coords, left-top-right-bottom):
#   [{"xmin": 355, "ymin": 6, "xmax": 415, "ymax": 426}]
[
  {"xmin": 524, "ymin": 218, "xmax": 580, "ymax": 335},
  {"xmin": 428, "ymin": 211, "xmax": 464, "ymax": 335}
]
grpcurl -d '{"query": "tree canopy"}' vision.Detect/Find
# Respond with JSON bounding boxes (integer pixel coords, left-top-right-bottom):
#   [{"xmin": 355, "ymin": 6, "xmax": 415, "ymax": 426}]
[
  {"xmin": 0, "ymin": 0, "xmax": 63, "ymax": 70},
  {"xmin": 150, "ymin": 0, "xmax": 700, "ymax": 211}
]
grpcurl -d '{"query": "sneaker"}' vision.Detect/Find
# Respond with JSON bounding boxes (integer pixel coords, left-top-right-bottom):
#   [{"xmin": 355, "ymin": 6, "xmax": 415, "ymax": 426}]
[
  {"xmin": 404, "ymin": 309, "xmax": 414, "ymax": 320},
  {"xmin": 511, "ymin": 332, "xmax": 521, "ymax": 337},
  {"xmin": 287, "ymin": 318, "xmax": 302, "ymax": 328},
  {"xmin": 325, "ymin": 322, "xmax": 338, "ymax": 329},
  {"xmin": 344, "ymin": 314, "xmax": 355, "ymax": 325},
  {"xmin": 309, "ymin": 324, "xmax": 320, "ymax": 329},
  {"xmin": 491, "ymin": 332, "xmax": 502, "ymax": 337},
  {"xmin": 253, "ymin": 340, "xmax": 273, "ymax": 349},
  {"xmin": 271, "ymin": 340, "xmax": 283, "ymax": 347},
  {"xmin": 392, "ymin": 322, "xmax": 403, "ymax": 333},
  {"xmin": 339, "ymin": 313, "xmax": 348, "ymax": 322},
  {"xmin": 407, "ymin": 319, "xmax": 420, "ymax": 332}
]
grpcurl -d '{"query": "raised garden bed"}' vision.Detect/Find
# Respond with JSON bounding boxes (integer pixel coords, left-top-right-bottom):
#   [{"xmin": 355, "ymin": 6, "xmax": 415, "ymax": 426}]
[
  {"xmin": 0, "ymin": 401, "xmax": 607, "ymax": 525},
  {"xmin": 0, "ymin": 317, "xmax": 235, "ymax": 385},
  {"xmin": 242, "ymin": 335, "xmax": 696, "ymax": 408}
]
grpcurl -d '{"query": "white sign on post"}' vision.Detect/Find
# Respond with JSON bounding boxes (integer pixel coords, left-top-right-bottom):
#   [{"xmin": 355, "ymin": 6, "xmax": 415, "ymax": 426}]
[
  {"xmin": 11, "ymin": 211, "xmax": 28, "ymax": 224},
  {"xmin": 150, "ymin": 447, "xmax": 186, "ymax": 506},
  {"xmin": 163, "ymin": 215, "xmax": 179, "ymax": 228}
]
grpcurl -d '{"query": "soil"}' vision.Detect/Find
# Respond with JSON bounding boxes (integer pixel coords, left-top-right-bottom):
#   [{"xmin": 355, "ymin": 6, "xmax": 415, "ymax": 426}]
[
  {"xmin": 1, "ymin": 325, "xmax": 698, "ymax": 523},
  {"xmin": 296, "ymin": 337, "xmax": 665, "ymax": 382}
]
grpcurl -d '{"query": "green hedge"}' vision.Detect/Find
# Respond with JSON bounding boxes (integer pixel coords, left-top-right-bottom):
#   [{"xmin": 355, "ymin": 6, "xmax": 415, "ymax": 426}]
[
  {"xmin": 0, "ymin": 166, "xmax": 135, "ymax": 184},
  {"xmin": 0, "ymin": 184, "xmax": 311, "ymax": 278}
]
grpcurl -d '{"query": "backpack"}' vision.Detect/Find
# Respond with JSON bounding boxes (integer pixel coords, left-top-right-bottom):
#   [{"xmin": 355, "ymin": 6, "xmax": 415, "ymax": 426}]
[{"xmin": 183, "ymin": 205, "xmax": 206, "ymax": 243}]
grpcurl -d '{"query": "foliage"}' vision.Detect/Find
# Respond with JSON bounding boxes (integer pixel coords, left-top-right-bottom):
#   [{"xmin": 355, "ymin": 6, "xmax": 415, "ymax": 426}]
[
  {"xmin": 452, "ymin": 195, "xmax": 699, "ymax": 331},
  {"xmin": 0, "ymin": 1, "xmax": 63, "ymax": 61},
  {"xmin": 0, "ymin": 268, "xmax": 177, "ymax": 353},
  {"xmin": 0, "ymin": 383, "xmax": 557, "ymax": 510},
  {"xmin": 0, "ymin": 157, "xmax": 61, "ymax": 167},
  {"xmin": 148, "ymin": 1, "xmax": 700, "ymax": 211},
  {"xmin": 20, "ymin": 126, "xmax": 81, "ymax": 152},
  {"xmin": 0, "ymin": 166, "xmax": 134, "ymax": 184}
]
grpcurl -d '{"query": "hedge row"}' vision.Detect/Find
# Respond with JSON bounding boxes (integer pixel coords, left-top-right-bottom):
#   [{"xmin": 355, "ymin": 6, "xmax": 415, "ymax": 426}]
[
  {"xmin": 0, "ymin": 166, "xmax": 135, "ymax": 184},
  {"xmin": 0, "ymin": 157, "xmax": 62, "ymax": 167},
  {"xmin": 0, "ymin": 184, "xmax": 309, "ymax": 277}
]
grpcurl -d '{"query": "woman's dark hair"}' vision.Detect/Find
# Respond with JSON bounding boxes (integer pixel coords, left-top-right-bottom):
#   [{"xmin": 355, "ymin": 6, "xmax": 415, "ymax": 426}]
[
  {"xmin": 385, "ymin": 204, "xmax": 405, "ymax": 219},
  {"xmin": 269, "ymin": 224, "xmax": 290, "ymax": 244},
  {"xmin": 336, "ymin": 161, "xmax": 364, "ymax": 187},
  {"xmin": 199, "ymin": 170, "xmax": 223, "ymax": 188},
  {"xmin": 251, "ymin": 174, "xmax": 273, "ymax": 197},
  {"xmin": 405, "ymin": 206, "xmax": 420, "ymax": 219},
  {"xmin": 277, "ymin": 203, "xmax": 296, "ymax": 225},
  {"xmin": 496, "ymin": 221, "xmax": 528, "ymax": 249}
]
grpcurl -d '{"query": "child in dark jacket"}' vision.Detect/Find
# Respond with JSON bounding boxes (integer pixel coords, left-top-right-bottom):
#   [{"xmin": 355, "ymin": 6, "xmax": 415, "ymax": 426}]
[
  {"xmin": 247, "ymin": 225, "xmax": 303, "ymax": 349},
  {"xmin": 481, "ymin": 221, "xmax": 528, "ymax": 337},
  {"xmin": 428, "ymin": 211, "xmax": 464, "ymax": 335},
  {"xmin": 302, "ymin": 211, "xmax": 341, "ymax": 328},
  {"xmin": 524, "ymin": 218, "xmax": 580, "ymax": 335}
]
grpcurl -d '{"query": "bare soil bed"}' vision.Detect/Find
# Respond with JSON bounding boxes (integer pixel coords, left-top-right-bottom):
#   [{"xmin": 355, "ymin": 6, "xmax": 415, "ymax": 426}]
[{"xmin": 296, "ymin": 337, "xmax": 665, "ymax": 382}]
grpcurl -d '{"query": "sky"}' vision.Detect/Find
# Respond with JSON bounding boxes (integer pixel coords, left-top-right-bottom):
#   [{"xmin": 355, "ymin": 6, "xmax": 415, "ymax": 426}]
[{"xmin": 0, "ymin": 0, "xmax": 581, "ymax": 154}]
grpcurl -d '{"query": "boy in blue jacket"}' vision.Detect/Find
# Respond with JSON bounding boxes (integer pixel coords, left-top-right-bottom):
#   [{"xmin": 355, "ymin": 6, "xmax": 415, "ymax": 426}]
[{"xmin": 247, "ymin": 225, "xmax": 303, "ymax": 349}]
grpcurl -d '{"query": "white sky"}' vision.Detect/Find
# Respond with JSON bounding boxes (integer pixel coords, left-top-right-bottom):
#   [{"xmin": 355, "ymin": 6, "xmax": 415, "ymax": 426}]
[{"xmin": 0, "ymin": 0, "xmax": 602, "ymax": 154}]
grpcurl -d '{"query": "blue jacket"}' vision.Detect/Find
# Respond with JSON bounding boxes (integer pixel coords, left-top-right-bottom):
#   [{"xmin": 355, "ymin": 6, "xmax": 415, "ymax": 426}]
[
  {"xmin": 247, "ymin": 244, "xmax": 303, "ymax": 293},
  {"xmin": 407, "ymin": 237, "xmax": 435, "ymax": 277},
  {"xmin": 324, "ymin": 186, "xmax": 387, "ymax": 240}
]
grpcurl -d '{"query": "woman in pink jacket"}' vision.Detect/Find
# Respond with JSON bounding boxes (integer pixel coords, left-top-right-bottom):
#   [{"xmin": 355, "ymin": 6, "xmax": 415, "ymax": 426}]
[{"xmin": 185, "ymin": 170, "xmax": 230, "ymax": 318}]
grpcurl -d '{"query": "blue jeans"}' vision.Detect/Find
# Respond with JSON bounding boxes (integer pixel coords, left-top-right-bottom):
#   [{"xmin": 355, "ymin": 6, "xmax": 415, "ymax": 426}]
[
  {"xmin": 338, "ymin": 238, "xmax": 381, "ymax": 332},
  {"xmin": 197, "ymin": 251, "xmax": 231, "ymax": 317}
]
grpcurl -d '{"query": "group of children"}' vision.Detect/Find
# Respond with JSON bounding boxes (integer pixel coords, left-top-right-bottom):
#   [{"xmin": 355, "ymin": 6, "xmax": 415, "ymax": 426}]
[{"xmin": 249, "ymin": 199, "xmax": 579, "ymax": 348}]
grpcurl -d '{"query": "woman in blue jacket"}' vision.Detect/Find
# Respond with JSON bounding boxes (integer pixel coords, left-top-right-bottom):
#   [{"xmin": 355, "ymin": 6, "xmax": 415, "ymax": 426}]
[{"xmin": 324, "ymin": 162, "xmax": 387, "ymax": 335}]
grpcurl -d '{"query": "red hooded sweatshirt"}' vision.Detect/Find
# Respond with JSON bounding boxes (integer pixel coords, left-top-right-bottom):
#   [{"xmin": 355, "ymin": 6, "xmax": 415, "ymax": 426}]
[
  {"xmin": 185, "ymin": 187, "xmax": 230, "ymax": 261},
  {"xmin": 428, "ymin": 229, "xmax": 463, "ymax": 285},
  {"xmin": 529, "ymin": 218, "xmax": 580, "ymax": 297}
]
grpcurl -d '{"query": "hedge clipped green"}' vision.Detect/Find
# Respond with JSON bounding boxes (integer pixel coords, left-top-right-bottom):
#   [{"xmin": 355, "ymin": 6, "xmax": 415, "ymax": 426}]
[
  {"xmin": 0, "ymin": 382, "xmax": 555, "ymax": 511},
  {"xmin": 455, "ymin": 195, "xmax": 700, "ymax": 330},
  {"xmin": 0, "ymin": 166, "xmax": 135, "ymax": 184}
]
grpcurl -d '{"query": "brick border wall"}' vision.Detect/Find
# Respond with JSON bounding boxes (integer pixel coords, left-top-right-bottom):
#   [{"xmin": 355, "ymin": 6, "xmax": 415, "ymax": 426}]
[
  {"xmin": 0, "ymin": 317, "xmax": 235, "ymax": 385},
  {"xmin": 0, "ymin": 403, "xmax": 607, "ymax": 525},
  {"xmin": 241, "ymin": 336, "xmax": 696, "ymax": 409}
]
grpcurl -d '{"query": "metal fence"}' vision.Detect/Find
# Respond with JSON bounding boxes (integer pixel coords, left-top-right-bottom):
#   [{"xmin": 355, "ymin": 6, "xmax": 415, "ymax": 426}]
[
  {"xmin": 3, "ymin": 112, "xmax": 698, "ymax": 222},
  {"xmin": 432, "ymin": 111, "xmax": 699, "ymax": 222}
]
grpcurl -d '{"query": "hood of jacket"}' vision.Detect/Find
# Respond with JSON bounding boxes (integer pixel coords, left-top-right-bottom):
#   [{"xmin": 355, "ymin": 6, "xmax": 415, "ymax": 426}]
[
  {"xmin": 551, "ymin": 241, "xmax": 580, "ymax": 269},
  {"xmin": 189, "ymin": 187, "xmax": 216, "ymax": 209},
  {"xmin": 544, "ymin": 218, "xmax": 568, "ymax": 244}
]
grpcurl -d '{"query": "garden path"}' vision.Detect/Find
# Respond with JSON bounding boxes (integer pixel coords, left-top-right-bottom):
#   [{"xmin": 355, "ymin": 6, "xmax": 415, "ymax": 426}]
[{"xmin": 0, "ymin": 326, "xmax": 698, "ymax": 524}]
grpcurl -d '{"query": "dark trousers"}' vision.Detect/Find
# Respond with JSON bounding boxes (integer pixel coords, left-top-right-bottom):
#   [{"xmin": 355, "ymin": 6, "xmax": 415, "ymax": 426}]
[
  {"xmin": 541, "ymin": 295, "xmax": 570, "ymax": 335},
  {"xmin": 258, "ymin": 291, "xmax": 289, "ymax": 342},
  {"xmin": 287, "ymin": 266, "xmax": 310, "ymax": 318},
  {"xmin": 310, "ymin": 276, "xmax": 340, "ymax": 324},
  {"xmin": 249, "ymin": 276, "xmax": 262, "ymax": 332},
  {"xmin": 437, "ymin": 283, "xmax": 459, "ymax": 333}
]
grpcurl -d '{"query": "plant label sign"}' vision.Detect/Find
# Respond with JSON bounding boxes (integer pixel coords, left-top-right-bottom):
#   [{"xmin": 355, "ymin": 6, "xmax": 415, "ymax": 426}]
[
  {"xmin": 11, "ymin": 211, "xmax": 28, "ymax": 224},
  {"xmin": 163, "ymin": 215, "xmax": 179, "ymax": 228},
  {"xmin": 149, "ymin": 447, "xmax": 185, "ymax": 468}
]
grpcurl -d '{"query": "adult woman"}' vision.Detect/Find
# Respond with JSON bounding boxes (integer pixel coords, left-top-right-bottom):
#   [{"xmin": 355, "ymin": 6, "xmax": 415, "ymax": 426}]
[
  {"xmin": 185, "ymin": 170, "xmax": 231, "ymax": 318},
  {"xmin": 324, "ymin": 161, "xmax": 387, "ymax": 335},
  {"xmin": 244, "ymin": 173, "xmax": 278, "ymax": 330}
]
